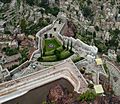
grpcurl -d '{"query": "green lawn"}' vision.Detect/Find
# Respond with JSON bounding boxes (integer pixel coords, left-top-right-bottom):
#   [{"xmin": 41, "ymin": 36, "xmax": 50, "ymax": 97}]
[
  {"xmin": 44, "ymin": 38, "xmax": 61, "ymax": 52},
  {"xmin": 38, "ymin": 50, "xmax": 73, "ymax": 62},
  {"xmin": 38, "ymin": 38, "xmax": 74, "ymax": 62},
  {"xmin": 45, "ymin": 46, "xmax": 64, "ymax": 56},
  {"xmin": 60, "ymin": 50, "xmax": 73, "ymax": 59}
]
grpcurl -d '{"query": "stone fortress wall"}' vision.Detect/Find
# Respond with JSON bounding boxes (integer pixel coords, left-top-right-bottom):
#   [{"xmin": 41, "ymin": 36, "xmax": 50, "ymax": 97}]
[
  {"xmin": 34, "ymin": 18, "xmax": 98, "ymax": 60},
  {"xmin": 57, "ymin": 18, "xmax": 98, "ymax": 57}
]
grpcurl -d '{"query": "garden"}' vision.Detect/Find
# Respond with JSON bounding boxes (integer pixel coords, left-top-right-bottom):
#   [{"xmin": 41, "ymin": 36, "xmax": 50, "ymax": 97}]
[{"xmin": 37, "ymin": 38, "xmax": 74, "ymax": 62}]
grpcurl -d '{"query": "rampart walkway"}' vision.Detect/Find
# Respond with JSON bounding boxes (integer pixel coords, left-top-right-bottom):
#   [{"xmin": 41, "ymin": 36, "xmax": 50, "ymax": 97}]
[{"xmin": 0, "ymin": 59, "xmax": 87, "ymax": 103}]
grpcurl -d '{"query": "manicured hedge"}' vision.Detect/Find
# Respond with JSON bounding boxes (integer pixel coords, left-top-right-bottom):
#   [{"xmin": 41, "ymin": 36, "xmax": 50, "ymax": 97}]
[
  {"xmin": 38, "ymin": 55, "xmax": 56, "ymax": 62},
  {"xmin": 60, "ymin": 50, "xmax": 73, "ymax": 59},
  {"xmin": 72, "ymin": 56, "xmax": 84, "ymax": 63},
  {"xmin": 38, "ymin": 50, "xmax": 73, "ymax": 62}
]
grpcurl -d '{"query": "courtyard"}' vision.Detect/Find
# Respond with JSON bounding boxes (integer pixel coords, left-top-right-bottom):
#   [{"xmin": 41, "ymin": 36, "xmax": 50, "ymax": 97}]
[{"xmin": 38, "ymin": 38, "xmax": 74, "ymax": 62}]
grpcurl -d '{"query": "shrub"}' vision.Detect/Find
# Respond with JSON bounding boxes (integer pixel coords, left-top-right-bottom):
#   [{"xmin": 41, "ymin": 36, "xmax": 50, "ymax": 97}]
[
  {"xmin": 45, "ymin": 50, "xmax": 54, "ymax": 56},
  {"xmin": 80, "ymin": 68, "xmax": 85, "ymax": 74},
  {"xmin": 60, "ymin": 50, "xmax": 73, "ymax": 59},
  {"xmin": 37, "ymin": 57, "xmax": 43, "ymax": 61},
  {"xmin": 54, "ymin": 49, "xmax": 61, "ymax": 60},
  {"xmin": 2, "ymin": 47, "xmax": 19, "ymax": 56},
  {"xmin": 41, "ymin": 55, "xmax": 56, "ymax": 62},
  {"xmin": 57, "ymin": 46, "xmax": 64, "ymax": 52},
  {"xmin": 88, "ymin": 84, "xmax": 94, "ymax": 89},
  {"xmin": 72, "ymin": 57, "xmax": 84, "ymax": 63},
  {"xmin": 78, "ymin": 90, "xmax": 97, "ymax": 102},
  {"xmin": 117, "ymin": 55, "xmax": 120, "ymax": 63}
]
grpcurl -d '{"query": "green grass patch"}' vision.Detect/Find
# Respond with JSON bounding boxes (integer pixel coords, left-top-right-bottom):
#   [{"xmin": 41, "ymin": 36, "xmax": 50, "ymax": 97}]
[
  {"xmin": 38, "ymin": 55, "xmax": 56, "ymax": 62},
  {"xmin": 72, "ymin": 56, "xmax": 84, "ymax": 63},
  {"xmin": 60, "ymin": 50, "xmax": 73, "ymax": 59},
  {"xmin": 43, "ymin": 55, "xmax": 56, "ymax": 62},
  {"xmin": 44, "ymin": 46, "xmax": 64, "ymax": 56},
  {"xmin": 38, "ymin": 50, "xmax": 73, "ymax": 62},
  {"xmin": 45, "ymin": 50, "xmax": 54, "ymax": 56},
  {"xmin": 44, "ymin": 38, "xmax": 61, "ymax": 52},
  {"xmin": 38, "ymin": 38, "xmax": 74, "ymax": 62}
]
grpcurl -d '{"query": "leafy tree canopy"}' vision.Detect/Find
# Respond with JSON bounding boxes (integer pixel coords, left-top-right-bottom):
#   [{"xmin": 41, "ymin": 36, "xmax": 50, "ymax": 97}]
[{"xmin": 0, "ymin": 0, "xmax": 11, "ymax": 3}]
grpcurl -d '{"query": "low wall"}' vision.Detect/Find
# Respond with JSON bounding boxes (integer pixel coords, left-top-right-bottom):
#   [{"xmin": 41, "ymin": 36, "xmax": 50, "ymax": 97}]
[{"xmin": 10, "ymin": 61, "xmax": 30, "ymax": 75}]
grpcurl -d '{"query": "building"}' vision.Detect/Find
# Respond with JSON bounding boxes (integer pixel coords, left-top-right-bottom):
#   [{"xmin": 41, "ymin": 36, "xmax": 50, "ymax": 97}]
[
  {"xmin": 4, "ymin": 53, "xmax": 21, "ymax": 64},
  {"xmin": 115, "ymin": 0, "xmax": 120, "ymax": 7},
  {"xmin": 0, "ymin": 65, "xmax": 10, "ymax": 82},
  {"xmin": 0, "ymin": 20, "xmax": 6, "ymax": 33},
  {"xmin": 108, "ymin": 49, "xmax": 117, "ymax": 60}
]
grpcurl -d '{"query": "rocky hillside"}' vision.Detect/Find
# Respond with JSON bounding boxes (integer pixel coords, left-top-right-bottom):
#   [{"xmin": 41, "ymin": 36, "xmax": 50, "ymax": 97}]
[{"xmin": 42, "ymin": 84, "xmax": 120, "ymax": 104}]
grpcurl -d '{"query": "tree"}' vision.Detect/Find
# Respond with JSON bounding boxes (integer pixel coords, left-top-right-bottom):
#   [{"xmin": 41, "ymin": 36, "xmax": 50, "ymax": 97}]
[
  {"xmin": 2, "ymin": 47, "xmax": 19, "ymax": 56},
  {"xmin": 78, "ymin": 90, "xmax": 97, "ymax": 102},
  {"xmin": 50, "ymin": 34, "xmax": 52, "ymax": 38},
  {"xmin": 26, "ymin": 0, "xmax": 35, "ymax": 6},
  {"xmin": 80, "ymin": 67, "xmax": 86, "ymax": 74},
  {"xmin": 54, "ymin": 49, "xmax": 60, "ymax": 60},
  {"xmin": 16, "ymin": 0, "xmax": 21, "ymax": 10},
  {"xmin": 111, "ymin": 0, "xmax": 115, "ymax": 5},
  {"xmin": 117, "ymin": 55, "xmax": 120, "ymax": 63},
  {"xmin": 44, "ymin": 34, "xmax": 48, "ymax": 39},
  {"xmin": 82, "ymin": 6, "xmax": 94, "ymax": 19},
  {"xmin": 0, "ymin": 0, "xmax": 11, "ymax": 3},
  {"xmin": 44, "ymin": 6, "xmax": 60, "ymax": 17},
  {"xmin": 86, "ymin": 0, "xmax": 92, "ymax": 5},
  {"xmin": 88, "ymin": 83, "xmax": 94, "ymax": 89},
  {"xmin": 109, "ymin": 29, "xmax": 120, "ymax": 51},
  {"xmin": 43, "ymin": 47, "xmax": 46, "ymax": 56},
  {"xmin": 94, "ymin": 26, "xmax": 99, "ymax": 31},
  {"xmin": 54, "ymin": 28, "xmax": 56, "ymax": 31},
  {"xmin": 20, "ymin": 18, "xmax": 27, "ymax": 33},
  {"xmin": 70, "ymin": 40, "xmax": 73, "ymax": 52},
  {"xmin": 40, "ymin": 9, "xmax": 45, "ymax": 18},
  {"xmin": 93, "ymin": 31, "xmax": 96, "ymax": 38},
  {"xmin": 67, "ymin": 40, "xmax": 69, "ymax": 50},
  {"xmin": 63, "ymin": 40, "xmax": 65, "ymax": 49},
  {"xmin": 94, "ymin": 40, "xmax": 108, "ymax": 53}
]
